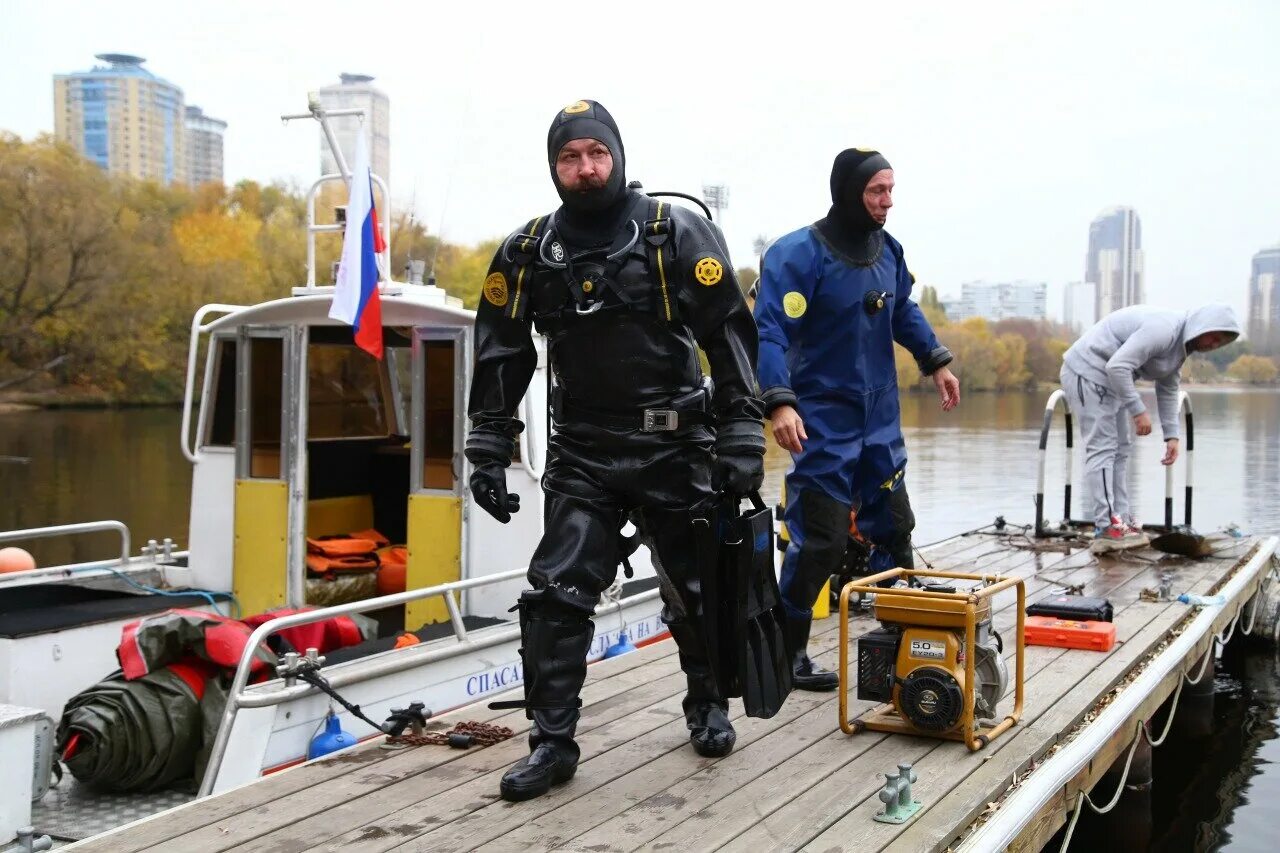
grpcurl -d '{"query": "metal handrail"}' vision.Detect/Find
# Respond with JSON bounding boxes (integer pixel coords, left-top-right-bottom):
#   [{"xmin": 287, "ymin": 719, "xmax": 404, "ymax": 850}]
[
  {"xmin": 197, "ymin": 568, "xmax": 660, "ymax": 796},
  {"xmin": 1163, "ymin": 390, "xmax": 1195, "ymax": 529},
  {"xmin": 181, "ymin": 304, "xmax": 246, "ymax": 463},
  {"xmin": 303, "ymin": 173, "xmax": 391, "ymax": 288},
  {"xmin": 0, "ymin": 521, "xmax": 130, "ymax": 568},
  {"xmin": 1035, "ymin": 389, "xmax": 1075, "ymax": 536}
]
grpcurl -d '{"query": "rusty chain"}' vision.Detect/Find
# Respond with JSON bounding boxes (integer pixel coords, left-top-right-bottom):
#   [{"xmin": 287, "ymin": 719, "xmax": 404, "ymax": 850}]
[{"xmin": 385, "ymin": 720, "xmax": 515, "ymax": 748}]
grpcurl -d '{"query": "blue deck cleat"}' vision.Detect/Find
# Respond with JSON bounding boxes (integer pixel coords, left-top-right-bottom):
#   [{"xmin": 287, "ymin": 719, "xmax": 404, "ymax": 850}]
[{"xmin": 604, "ymin": 630, "xmax": 637, "ymax": 658}]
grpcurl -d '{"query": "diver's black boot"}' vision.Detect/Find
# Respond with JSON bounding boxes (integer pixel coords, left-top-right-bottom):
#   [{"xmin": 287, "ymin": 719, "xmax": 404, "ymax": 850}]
[
  {"xmin": 785, "ymin": 614, "xmax": 839, "ymax": 692},
  {"xmin": 668, "ymin": 619, "xmax": 736, "ymax": 757},
  {"xmin": 499, "ymin": 741, "xmax": 579, "ymax": 802},
  {"xmin": 496, "ymin": 597, "xmax": 594, "ymax": 802}
]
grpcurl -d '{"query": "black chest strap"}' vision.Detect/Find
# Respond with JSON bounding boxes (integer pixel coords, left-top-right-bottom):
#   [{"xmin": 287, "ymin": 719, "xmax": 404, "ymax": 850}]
[
  {"xmin": 644, "ymin": 198, "xmax": 680, "ymax": 323},
  {"xmin": 503, "ymin": 216, "xmax": 547, "ymax": 321}
]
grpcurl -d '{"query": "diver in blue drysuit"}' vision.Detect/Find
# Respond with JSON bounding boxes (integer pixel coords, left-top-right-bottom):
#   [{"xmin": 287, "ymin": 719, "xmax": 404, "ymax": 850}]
[{"xmin": 754, "ymin": 148, "xmax": 959, "ymax": 690}]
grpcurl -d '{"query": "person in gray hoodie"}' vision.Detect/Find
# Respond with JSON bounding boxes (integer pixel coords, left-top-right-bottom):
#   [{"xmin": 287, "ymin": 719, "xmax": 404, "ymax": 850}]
[{"xmin": 1061, "ymin": 304, "xmax": 1240, "ymax": 553}]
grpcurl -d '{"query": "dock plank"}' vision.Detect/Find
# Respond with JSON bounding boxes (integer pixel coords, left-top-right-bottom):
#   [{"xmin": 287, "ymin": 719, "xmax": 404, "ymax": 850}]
[
  {"xmin": 74, "ymin": 636, "xmax": 684, "ymax": 853},
  {"xmin": 75, "ymin": 532, "xmax": 1272, "ymax": 853},
  {"xmin": 621, "ymin": 547, "xmax": 1087, "ymax": 852},
  {"xmin": 149, "ymin": 664, "xmax": 693, "ymax": 852},
  {"xmin": 665, "ymin": 542, "xmax": 1170, "ymax": 852}
]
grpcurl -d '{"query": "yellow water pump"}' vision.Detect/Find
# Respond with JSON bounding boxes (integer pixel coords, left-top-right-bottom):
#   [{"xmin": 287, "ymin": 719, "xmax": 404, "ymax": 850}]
[{"xmin": 838, "ymin": 568, "xmax": 1025, "ymax": 751}]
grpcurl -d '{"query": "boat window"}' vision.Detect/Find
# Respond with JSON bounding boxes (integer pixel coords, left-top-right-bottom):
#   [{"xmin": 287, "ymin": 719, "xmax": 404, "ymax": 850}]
[
  {"xmin": 388, "ymin": 343, "xmax": 412, "ymax": 435},
  {"xmin": 308, "ymin": 344, "xmax": 389, "ymax": 439},
  {"xmin": 248, "ymin": 337, "xmax": 284, "ymax": 479},
  {"xmin": 421, "ymin": 340, "xmax": 456, "ymax": 490},
  {"xmin": 205, "ymin": 338, "xmax": 236, "ymax": 447}
]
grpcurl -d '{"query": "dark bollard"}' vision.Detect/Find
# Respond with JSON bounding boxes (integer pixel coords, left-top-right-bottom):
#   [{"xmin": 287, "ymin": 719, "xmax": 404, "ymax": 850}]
[{"xmin": 1172, "ymin": 650, "xmax": 1216, "ymax": 740}]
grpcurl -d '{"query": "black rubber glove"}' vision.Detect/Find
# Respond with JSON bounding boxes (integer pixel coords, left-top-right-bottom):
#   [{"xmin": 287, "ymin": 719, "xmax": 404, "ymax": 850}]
[
  {"xmin": 713, "ymin": 420, "xmax": 766, "ymax": 497},
  {"xmin": 469, "ymin": 459, "xmax": 520, "ymax": 524},
  {"xmin": 714, "ymin": 451, "xmax": 765, "ymax": 496}
]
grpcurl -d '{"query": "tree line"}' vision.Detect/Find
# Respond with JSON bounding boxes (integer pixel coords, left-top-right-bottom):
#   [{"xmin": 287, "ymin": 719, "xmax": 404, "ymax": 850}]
[
  {"xmin": 0, "ymin": 134, "xmax": 496, "ymax": 402},
  {"xmin": 1, "ymin": 133, "xmax": 1275, "ymax": 404}
]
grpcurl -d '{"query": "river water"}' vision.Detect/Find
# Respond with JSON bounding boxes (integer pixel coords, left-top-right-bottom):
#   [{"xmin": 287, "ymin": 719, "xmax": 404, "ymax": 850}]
[{"xmin": 2, "ymin": 388, "xmax": 1278, "ymax": 851}]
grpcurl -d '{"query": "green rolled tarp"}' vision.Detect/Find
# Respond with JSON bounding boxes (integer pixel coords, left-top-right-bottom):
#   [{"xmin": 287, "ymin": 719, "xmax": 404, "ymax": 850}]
[{"xmin": 57, "ymin": 664, "xmax": 208, "ymax": 792}]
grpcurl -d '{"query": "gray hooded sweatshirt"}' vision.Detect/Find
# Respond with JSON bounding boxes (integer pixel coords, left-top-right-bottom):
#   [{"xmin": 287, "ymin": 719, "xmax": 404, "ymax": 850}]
[{"xmin": 1062, "ymin": 304, "xmax": 1240, "ymax": 440}]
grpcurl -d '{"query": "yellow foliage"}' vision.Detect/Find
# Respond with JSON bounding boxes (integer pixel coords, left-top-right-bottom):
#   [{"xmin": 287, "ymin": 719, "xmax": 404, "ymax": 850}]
[
  {"xmin": 173, "ymin": 211, "xmax": 263, "ymax": 269},
  {"xmin": 1227, "ymin": 354, "xmax": 1279, "ymax": 384}
]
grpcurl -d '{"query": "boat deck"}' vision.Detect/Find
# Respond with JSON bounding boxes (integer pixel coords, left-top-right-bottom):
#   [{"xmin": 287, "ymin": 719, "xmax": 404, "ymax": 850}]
[{"xmin": 67, "ymin": 526, "xmax": 1276, "ymax": 853}]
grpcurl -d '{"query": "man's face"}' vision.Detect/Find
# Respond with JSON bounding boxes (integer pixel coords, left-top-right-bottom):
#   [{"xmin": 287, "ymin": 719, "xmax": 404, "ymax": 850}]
[
  {"xmin": 555, "ymin": 138, "xmax": 613, "ymax": 193},
  {"xmin": 1189, "ymin": 331, "xmax": 1236, "ymax": 352},
  {"xmin": 862, "ymin": 169, "xmax": 895, "ymax": 225}
]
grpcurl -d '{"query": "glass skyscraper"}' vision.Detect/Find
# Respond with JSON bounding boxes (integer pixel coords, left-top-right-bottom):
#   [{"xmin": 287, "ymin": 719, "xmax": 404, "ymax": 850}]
[
  {"xmin": 1086, "ymin": 206, "xmax": 1144, "ymax": 318},
  {"xmin": 317, "ymin": 73, "xmax": 391, "ymax": 184},
  {"xmin": 185, "ymin": 105, "xmax": 227, "ymax": 187},
  {"xmin": 1247, "ymin": 243, "xmax": 1280, "ymax": 355},
  {"xmin": 54, "ymin": 54, "xmax": 186, "ymax": 186}
]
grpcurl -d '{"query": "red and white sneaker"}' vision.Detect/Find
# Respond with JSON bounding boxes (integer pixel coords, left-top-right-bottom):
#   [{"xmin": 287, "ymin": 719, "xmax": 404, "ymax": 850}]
[
  {"xmin": 1091, "ymin": 516, "xmax": 1143, "ymax": 554},
  {"xmin": 1123, "ymin": 520, "xmax": 1150, "ymax": 549}
]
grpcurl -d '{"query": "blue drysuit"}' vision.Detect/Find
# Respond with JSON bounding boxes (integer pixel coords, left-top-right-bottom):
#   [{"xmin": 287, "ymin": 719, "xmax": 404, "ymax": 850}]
[{"xmin": 754, "ymin": 226, "xmax": 943, "ymax": 617}]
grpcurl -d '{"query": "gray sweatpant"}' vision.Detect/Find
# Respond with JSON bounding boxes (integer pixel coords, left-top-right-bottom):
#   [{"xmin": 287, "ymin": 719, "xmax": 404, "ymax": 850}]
[{"xmin": 1061, "ymin": 365, "xmax": 1133, "ymax": 528}]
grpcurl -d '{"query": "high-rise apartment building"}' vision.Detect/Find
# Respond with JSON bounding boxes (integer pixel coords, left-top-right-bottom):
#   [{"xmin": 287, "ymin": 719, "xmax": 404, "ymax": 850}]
[
  {"xmin": 1086, "ymin": 206, "xmax": 1144, "ymax": 318},
  {"xmin": 947, "ymin": 281, "xmax": 1047, "ymax": 322},
  {"xmin": 1063, "ymin": 281, "xmax": 1097, "ymax": 335},
  {"xmin": 1247, "ymin": 242, "xmax": 1280, "ymax": 355},
  {"xmin": 317, "ymin": 73, "xmax": 390, "ymax": 183},
  {"xmin": 54, "ymin": 54, "xmax": 186, "ymax": 186},
  {"xmin": 184, "ymin": 105, "xmax": 227, "ymax": 187}
]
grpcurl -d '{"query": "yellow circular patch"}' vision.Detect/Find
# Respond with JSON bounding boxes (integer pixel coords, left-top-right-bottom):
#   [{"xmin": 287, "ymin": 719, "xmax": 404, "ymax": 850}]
[
  {"xmin": 694, "ymin": 257, "xmax": 724, "ymax": 286},
  {"xmin": 563, "ymin": 100, "xmax": 591, "ymax": 115},
  {"xmin": 483, "ymin": 272, "xmax": 509, "ymax": 307},
  {"xmin": 582, "ymin": 280, "xmax": 594, "ymax": 293},
  {"xmin": 783, "ymin": 291, "xmax": 807, "ymax": 318}
]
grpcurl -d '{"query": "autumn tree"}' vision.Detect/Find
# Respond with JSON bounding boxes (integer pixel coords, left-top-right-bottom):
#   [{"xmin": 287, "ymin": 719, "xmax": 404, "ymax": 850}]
[
  {"xmin": 1227, "ymin": 354, "xmax": 1279, "ymax": 384},
  {"xmin": 0, "ymin": 134, "xmax": 123, "ymax": 370}
]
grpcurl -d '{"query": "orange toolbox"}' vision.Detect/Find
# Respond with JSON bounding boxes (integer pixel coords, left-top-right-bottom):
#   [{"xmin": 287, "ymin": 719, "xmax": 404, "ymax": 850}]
[{"xmin": 1025, "ymin": 616, "xmax": 1116, "ymax": 652}]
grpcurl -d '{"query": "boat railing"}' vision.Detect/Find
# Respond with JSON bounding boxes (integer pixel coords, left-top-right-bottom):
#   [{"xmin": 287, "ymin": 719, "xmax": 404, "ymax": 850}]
[
  {"xmin": 198, "ymin": 569, "xmax": 661, "ymax": 796},
  {"xmin": 1035, "ymin": 387, "xmax": 1196, "ymax": 536},
  {"xmin": 302, "ymin": 172, "xmax": 391, "ymax": 288},
  {"xmin": 0, "ymin": 520, "xmax": 132, "ymax": 585}
]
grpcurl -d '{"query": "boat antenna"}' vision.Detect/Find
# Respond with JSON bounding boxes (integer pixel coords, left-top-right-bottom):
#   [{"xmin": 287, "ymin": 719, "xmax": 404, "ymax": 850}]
[{"xmin": 427, "ymin": 171, "xmax": 454, "ymax": 288}]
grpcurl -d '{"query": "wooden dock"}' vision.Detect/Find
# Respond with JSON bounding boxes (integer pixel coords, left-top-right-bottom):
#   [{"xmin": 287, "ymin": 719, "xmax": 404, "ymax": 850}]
[{"xmin": 67, "ymin": 527, "xmax": 1277, "ymax": 853}]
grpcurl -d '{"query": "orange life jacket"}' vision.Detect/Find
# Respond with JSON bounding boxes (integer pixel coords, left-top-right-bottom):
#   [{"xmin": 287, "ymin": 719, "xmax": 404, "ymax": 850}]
[
  {"xmin": 306, "ymin": 536, "xmax": 379, "ymax": 557},
  {"xmin": 306, "ymin": 535, "xmax": 379, "ymax": 576}
]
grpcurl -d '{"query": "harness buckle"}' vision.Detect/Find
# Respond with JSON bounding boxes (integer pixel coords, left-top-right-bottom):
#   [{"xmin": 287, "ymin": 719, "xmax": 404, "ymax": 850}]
[
  {"xmin": 643, "ymin": 218, "xmax": 672, "ymax": 247},
  {"xmin": 642, "ymin": 409, "xmax": 679, "ymax": 432},
  {"xmin": 505, "ymin": 232, "xmax": 543, "ymax": 265}
]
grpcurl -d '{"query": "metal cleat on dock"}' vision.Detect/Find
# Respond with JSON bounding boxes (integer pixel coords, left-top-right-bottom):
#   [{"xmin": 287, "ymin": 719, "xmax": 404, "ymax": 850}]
[{"xmin": 874, "ymin": 763, "xmax": 922, "ymax": 824}]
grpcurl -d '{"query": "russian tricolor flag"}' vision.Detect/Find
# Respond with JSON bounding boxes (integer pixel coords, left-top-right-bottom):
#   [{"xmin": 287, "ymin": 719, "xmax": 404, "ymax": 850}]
[{"xmin": 329, "ymin": 130, "xmax": 386, "ymax": 359}]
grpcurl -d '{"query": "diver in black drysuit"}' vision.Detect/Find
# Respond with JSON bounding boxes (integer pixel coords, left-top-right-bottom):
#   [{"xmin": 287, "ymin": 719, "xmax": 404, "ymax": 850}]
[{"xmin": 465, "ymin": 100, "xmax": 765, "ymax": 802}]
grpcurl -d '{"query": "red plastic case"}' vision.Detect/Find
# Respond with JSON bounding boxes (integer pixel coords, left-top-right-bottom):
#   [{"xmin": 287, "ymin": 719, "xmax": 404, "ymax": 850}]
[{"xmin": 1025, "ymin": 616, "xmax": 1117, "ymax": 652}]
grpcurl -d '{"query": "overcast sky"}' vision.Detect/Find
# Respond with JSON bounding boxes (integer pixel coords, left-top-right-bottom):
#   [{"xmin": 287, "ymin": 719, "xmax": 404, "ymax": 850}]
[{"xmin": 4, "ymin": 0, "xmax": 1278, "ymax": 323}]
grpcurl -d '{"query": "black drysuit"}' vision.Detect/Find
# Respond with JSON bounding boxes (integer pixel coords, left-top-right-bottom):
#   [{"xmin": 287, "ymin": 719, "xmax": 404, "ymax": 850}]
[{"xmin": 466, "ymin": 189, "xmax": 765, "ymax": 760}]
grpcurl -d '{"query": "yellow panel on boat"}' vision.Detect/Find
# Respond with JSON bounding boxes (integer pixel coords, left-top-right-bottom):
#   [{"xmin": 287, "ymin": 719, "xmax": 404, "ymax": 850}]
[
  {"xmin": 305, "ymin": 495, "xmax": 374, "ymax": 538},
  {"xmin": 404, "ymin": 494, "xmax": 462, "ymax": 629},
  {"xmin": 234, "ymin": 479, "xmax": 289, "ymax": 617}
]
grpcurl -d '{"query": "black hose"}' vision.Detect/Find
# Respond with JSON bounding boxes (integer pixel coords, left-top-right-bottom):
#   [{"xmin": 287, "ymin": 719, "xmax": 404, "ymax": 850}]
[{"xmin": 296, "ymin": 670, "xmax": 389, "ymax": 734}]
